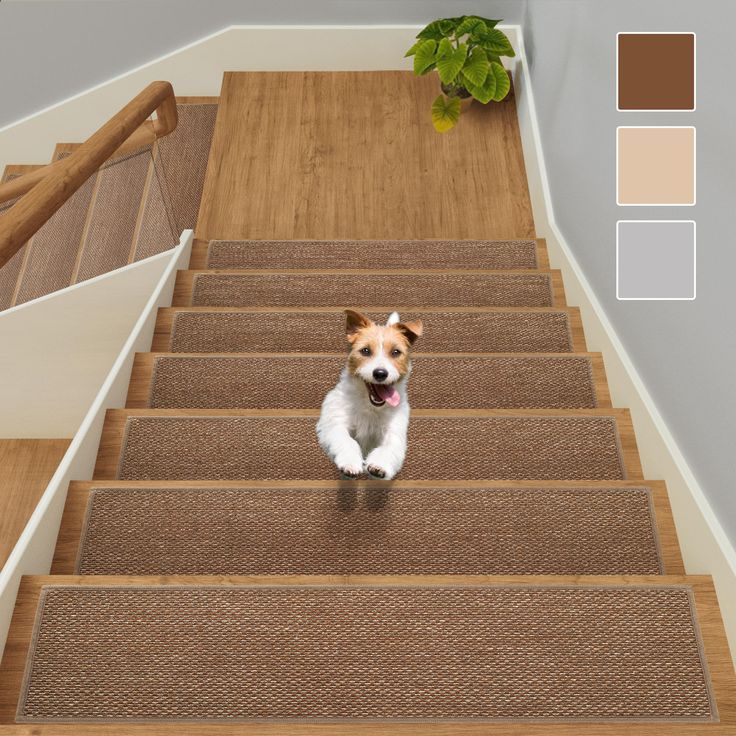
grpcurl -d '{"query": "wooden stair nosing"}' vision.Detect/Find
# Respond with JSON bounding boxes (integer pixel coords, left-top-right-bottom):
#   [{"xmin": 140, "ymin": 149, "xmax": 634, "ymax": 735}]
[
  {"xmin": 125, "ymin": 351, "xmax": 612, "ymax": 409},
  {"xmin": 171, "ymin": 268, "xmax": 567, "ymax": 308},
  {"xmin": 51, "ymin": 478, "xmax": 683, "ymax": 577},
  {"xmin": 1, "ymin": 574, "xmax": 733, "ymax": 732},
  {"xmin": 151, "ymin": 306, "xmax": 588, "ymax": 353},
  {"xmin": 187, "ymin": 237, "xmax": 552, "ymax": 271},
  {"xmin": 92, "ymin": 407, "xmax": 643, "ymax": 482}
]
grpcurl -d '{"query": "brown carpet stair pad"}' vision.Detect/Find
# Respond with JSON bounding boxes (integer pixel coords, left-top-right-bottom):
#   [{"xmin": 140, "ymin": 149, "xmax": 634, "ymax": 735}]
[
  {"xmin": 185, "ymin": 271, "xmax": 558, "ymax": 307},
  {"xmin": 114, "ymin": 414, "xmax": 628, "ymax": 481},
  {"xmin": 144, "ymin": 354, "xmax": 599, "ymax": 409},
  {"xmin": 205, "ymin": 238, "xmax": 542, "ymax": 270},
  {"xmin": 73, "ymin": 485, "xmax": 664, "ymax": 576},
  {"xmin": 16, "ymin": 582, "xmax": 716, "ymax": 722},
  {"xmin": 167, "ymin": 309, "xmax": 578, "ymax": 353}
]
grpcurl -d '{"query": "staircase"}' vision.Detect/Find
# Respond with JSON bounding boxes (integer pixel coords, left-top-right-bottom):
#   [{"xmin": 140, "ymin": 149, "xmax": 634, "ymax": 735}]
[
  {"xmin": 0, "ymin": 71, "xmax": 734, "ymax": 733},
  {"xmin": 0, "ymin": 99, "xmax": 217, "ymax": 309}
]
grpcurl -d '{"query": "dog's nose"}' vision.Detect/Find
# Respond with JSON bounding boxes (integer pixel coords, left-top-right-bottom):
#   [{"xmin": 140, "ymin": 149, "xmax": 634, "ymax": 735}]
[{"xmin": 372, "ymin": 368, "xmax": 389, "ymax": 382}]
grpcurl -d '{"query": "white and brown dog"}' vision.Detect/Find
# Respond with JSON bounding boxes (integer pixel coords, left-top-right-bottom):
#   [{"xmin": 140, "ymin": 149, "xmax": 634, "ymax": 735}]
[{"xmin": 316, "ymin": 309, "xmax": 423, "ymax": 480}]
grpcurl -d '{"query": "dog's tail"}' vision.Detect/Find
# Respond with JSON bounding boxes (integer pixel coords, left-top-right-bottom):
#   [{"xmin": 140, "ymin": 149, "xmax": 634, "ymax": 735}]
[{"xmin": 386, "ymin": 311, "xmax": 400, "ymax": 325}]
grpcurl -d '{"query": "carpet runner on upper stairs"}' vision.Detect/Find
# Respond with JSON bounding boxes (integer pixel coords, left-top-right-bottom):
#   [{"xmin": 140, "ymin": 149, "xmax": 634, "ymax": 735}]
[{"xmin": 154, "ymin": 307, "xmax": 585, "ymax": 353}]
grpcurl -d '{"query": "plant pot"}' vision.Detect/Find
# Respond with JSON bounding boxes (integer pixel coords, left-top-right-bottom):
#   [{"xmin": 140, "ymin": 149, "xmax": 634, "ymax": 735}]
[{"xmin": 441, "ymin": 83, "xmax": 474, "ymax": 111}]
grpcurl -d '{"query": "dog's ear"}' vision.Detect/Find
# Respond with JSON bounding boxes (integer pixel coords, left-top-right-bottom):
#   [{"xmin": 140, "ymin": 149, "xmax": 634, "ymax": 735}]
[
  {"xmin": 345, "ymin": 309, "xmax": 373, "ymax": 343},
  {"xmin": 395, "ymin": 319, "xmax": 423, "ymax": 345}
]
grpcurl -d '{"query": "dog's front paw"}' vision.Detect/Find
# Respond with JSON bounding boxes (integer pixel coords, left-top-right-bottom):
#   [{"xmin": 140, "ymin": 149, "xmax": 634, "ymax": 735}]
[
  {"xmin": 334, "ymin": 450, "xmax": 364, "ymax": 479},
  {"xmin": 339, "ymin": 464, "xmax": 363, "ymax": 479},
  {"xmin": 366, "ymin": 463, "xmax": 387, "ymax": 479}
]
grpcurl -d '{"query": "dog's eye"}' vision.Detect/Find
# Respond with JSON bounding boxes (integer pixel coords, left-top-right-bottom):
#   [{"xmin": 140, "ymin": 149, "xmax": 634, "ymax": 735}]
[
  {"xmin": 360, "ymin": 347, "xmax": 371, "ymax": 356},
  {"xmin": 391, "ymin": 349, "xmax": 402, "ymax": 357}
]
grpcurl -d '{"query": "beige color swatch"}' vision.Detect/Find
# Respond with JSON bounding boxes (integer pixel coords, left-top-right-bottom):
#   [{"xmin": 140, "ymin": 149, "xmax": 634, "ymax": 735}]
[{"xmin": 618, "ymin": 127, "xmax": 695, "ymax": 205}]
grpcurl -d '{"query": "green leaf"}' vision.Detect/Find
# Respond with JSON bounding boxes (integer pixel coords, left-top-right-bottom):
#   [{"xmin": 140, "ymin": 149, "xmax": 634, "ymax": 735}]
[
  {"xmin": 489, "ymin": 61, "xmax": 511, "ymax": 100},
  {"xmin": 417, "ymin": 18, "xmax": 461, "ymax": 40},
  {"xmin": 431, "ymin": 94, "xmax": 461, "ymax": 133},
  {"xmin": 437, "ymin": 37, "xmax": 455, "ymax": 58},
  {"xmin": 436, "ymin": 42, "xmax": 467, "ymax": 85},
  {"xmin": 463, "ymin": 68, "xmax": 496, "ymax": 104},
  {"xmin": 461, "ymin": 47, "xmax": 490, "ymax": 87},
  {"xmin": 478, "ymin": 28, "xmax": 515, "ymax": 57},
  {"xmin": 413, "ymin": 39, "xmax": 437, "ymax": 75},
  {"xmin": 472, "ymin": 16, "xmax": 501, "ymax": 28},
  {"xmin": 455, "ymin": 16, "xmax": 487, "ymax": 37},
  {"xmin": 404, "ymin": 40, "xmax": 422, "ymax": 57}
]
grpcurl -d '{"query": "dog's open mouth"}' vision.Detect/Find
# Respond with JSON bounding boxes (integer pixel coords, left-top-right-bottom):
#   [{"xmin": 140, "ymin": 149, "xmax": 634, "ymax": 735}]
[{"xmin": 367, "ymin": 382, "xmax": 400, "ymax": 407}]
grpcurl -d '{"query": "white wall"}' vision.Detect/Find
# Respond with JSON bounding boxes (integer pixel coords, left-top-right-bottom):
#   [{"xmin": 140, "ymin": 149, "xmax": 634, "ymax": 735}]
[
  {"xmin": 0, "ymin": 251, "xmax": 174, "ymax": 437},
  {"xmin": 523, "ymin": 0, "xmax": 736, "ymax": 550}
]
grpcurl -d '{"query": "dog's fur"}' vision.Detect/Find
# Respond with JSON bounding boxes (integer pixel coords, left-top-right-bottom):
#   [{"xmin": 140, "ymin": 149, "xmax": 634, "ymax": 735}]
[{"xmin": 316, "ymin": 310, "xmax": 423, "ymax": 480}]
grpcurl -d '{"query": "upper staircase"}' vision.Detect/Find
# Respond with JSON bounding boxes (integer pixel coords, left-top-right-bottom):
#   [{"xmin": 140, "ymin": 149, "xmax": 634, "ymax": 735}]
[{"xmin": 0, "ymin": 70, "xmax": 734, "ymax": 733}]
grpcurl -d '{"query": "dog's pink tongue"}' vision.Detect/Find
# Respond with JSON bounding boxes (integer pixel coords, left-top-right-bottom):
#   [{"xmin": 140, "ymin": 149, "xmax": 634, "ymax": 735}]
[{"xmin": 375, "ymin": 383, "xmax": 400, "ymax": 406}]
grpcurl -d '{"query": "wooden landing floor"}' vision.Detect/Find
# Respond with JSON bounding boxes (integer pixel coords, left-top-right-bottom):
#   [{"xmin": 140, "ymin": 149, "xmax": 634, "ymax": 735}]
[{"xmin": 196, "ymin": 71, "xmax": 535, "ymax": 241}]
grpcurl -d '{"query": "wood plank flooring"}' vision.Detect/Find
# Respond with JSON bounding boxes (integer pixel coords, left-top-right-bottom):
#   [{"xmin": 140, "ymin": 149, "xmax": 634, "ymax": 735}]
[{"xmin": 196, "ymin": 72, "xmax": 535, "ymax": 241}]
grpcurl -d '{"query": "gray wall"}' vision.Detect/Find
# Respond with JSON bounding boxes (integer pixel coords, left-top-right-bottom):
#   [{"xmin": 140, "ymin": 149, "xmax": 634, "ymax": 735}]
[
  {"xmin": 1, "ymin": 1, "xmax": 735, "ymax": 544},
  {"xmin": 0, "ymin": 0, "xmax": 525, "ymax": 127},
  {"xmin": 523, "ymin": 0, "xmax": 736, "ymax": 540}
]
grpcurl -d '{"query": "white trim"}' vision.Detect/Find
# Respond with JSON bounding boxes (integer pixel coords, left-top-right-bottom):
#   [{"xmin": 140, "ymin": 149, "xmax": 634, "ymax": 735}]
[
  {"xmin": 615, "ymin": 126, "xmax": 696, "ymax": 207},
  {"xmin": 0, "ymin": 231, "xmax": 193, "ymax": 657},
  {"xmin": 615, "ymin": 31, "xmax": 697, "ymax": 112},
  {"xmin": 616, "ymin": 220, "xmax": 696, "ymax": 301}
]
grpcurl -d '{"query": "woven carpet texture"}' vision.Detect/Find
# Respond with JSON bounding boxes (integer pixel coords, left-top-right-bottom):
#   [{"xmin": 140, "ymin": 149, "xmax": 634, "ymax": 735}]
[
  {"xmin": 117, "ymin": 415, "xmax": 627, "ymax": 481},
  {"xmin": 206, "ymin": 239, "xmax": 541, "ymax": 270},
  {"xmin": 147, "ymin": 355, "xmax": 598, "ymax": 409},
  {"xmin": 17, "ymin": 584, "xmax": 715, "ymax": 722},
  {"xmin": 168, "ymin": 310, "xmax": 576, "ymax": 353},
  {"xmin": 76, "ymin": 485, "xmax": 663, "ymax": 576},
  {"xmin": 189, "ymin": 272, "xmax": 556, "ymax": 307}
]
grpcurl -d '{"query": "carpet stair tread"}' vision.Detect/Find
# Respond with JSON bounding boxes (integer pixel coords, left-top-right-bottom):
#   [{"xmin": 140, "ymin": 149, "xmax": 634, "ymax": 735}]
[
  {"xmin": 153, "ymin": 307, "xmax": 586, "ymax": 353},
  {"xmin": 128, "ymin": 352, "xmax": 608, "ymax": 409},
  {"xmin": 2, "ymin": 575, "xmax": 731, "ymax": 727},
  {"xmin": 94, "ymin": 408, "xmax": 642, "ymax": 482},
  {"xmin": 190, "ymin": 237, "xmax": 550, "ymax": 270},
  {"xmin": 173, "ymin": 269, "xmax": 566, "ymax": 307},
  {"xmin": 54, "ymin": 480, "xmax": 682, "ymax": 576}
]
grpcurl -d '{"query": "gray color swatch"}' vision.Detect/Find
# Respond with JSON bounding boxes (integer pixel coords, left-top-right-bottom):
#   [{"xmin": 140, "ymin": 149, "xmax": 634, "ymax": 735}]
[{"xmin": 617, "ymin": 221, "xmax": 695, "ymax": 300}]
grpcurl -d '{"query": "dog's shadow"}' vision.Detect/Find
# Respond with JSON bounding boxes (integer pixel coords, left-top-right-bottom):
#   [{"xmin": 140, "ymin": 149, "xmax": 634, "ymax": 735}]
[{"xmin": 336, "ymin": 483, "xmax": 391, "ymax": 512}]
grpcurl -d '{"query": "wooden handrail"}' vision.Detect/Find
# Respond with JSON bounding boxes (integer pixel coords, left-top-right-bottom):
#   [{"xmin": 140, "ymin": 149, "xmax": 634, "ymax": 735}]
[{"xmin": 0, "ymin": 81, "xmax": 177, "ymax": 269}]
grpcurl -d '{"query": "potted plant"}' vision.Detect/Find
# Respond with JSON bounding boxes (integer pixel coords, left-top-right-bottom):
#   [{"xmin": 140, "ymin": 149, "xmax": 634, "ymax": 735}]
[{"xmin": 405, "ymin": 16, "xmax": 515, "ymax": 132}]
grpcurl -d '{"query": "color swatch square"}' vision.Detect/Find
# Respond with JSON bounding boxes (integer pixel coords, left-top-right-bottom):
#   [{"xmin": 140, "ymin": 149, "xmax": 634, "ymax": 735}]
[
  {"xmin": 617, "ymin": 127, "xmax": 695, "ymax": 206},
  {"xmin": 617, "ymin": 33, "xmax": 695, "ymax": 110},
  {"xmin": 616, "ymin": 221, "xmax": 695, "ymax": 300}
]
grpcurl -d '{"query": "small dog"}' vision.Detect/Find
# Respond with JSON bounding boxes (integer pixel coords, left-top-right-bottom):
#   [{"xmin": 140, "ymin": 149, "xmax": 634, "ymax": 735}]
[{"xmin": 317, "ymin": 309, "xmax": 423, "ymax": 480}]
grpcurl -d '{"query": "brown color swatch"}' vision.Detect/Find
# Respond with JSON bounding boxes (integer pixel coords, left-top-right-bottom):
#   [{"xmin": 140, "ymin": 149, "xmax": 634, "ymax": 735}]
[
  {"xmin": 618, "ymin": 33, "xmax": 695, "ymax": 110},
  {"xmin": 116, "ymin": 415, "xmax": 626, "ymax": 481},
  {"xmin": 168, "ymin": 309, "xmax": 577, "ymax": 354},
  {"xmin": 188, "ymin": 272, "xmax": 556, "ymax": 308},
  {"xmin": 206, "ymin": 239, "xmax": 540, "ymax": 270},
  {"xmin": 75, "ymin": 485, "xmax": 663, "ymax": 576},
  {"xmin": 146, "ymin": 354, "xmax": 598, "ymax": 409},
  {"xmin": 17, "ymin": 583, "xmax": 715, "ymax": 722}
]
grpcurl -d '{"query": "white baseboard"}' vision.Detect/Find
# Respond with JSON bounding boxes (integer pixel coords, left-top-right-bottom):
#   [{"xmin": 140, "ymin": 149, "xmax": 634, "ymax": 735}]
[{"xmin": 510, "ymin": 25, "xmax": 736, "ymax": 661}]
